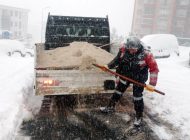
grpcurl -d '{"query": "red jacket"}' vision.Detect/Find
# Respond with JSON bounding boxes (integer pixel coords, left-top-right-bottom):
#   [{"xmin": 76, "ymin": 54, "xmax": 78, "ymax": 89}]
[{"xmin": 108, "ymin": 46, "xmax": 159, "ymax": 86}]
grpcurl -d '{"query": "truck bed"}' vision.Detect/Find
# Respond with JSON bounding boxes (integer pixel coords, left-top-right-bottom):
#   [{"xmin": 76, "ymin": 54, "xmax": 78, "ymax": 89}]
[{"xmin": 35, "ymin": 43, "xmax": 115, "ymax": 96}]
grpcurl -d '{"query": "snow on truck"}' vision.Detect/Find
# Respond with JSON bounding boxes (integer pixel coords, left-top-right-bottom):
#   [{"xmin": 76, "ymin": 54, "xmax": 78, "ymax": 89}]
[{"xmin": 34, "ymin": 14, "xmax": 115, "ymax": 97}]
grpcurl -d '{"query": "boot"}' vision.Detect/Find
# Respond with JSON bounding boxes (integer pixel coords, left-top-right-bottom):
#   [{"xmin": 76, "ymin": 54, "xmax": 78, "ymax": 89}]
[
  {"xmin": 100, "ymin": 100, "xmax": 116, "ymax": 113},
  {"xmin": 133, "ymin": 112, "xmax": 143, "ymax": 127}
]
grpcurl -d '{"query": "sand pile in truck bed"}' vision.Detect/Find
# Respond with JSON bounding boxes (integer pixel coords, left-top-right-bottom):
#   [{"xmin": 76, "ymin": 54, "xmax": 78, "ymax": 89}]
[{"xmin": 37, "ymin": 42, "xmax": 114, "ymax": 70}]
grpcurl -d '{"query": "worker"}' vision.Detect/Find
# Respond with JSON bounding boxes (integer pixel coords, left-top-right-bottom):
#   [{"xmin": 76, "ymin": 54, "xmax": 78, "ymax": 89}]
[{"xmin": 100, "ymin": 36, "xmax": 159, "ymax": 127}]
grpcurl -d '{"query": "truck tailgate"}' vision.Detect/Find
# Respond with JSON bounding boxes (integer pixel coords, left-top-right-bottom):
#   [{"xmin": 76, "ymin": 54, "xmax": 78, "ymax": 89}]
[{"xmin": 35, "ymin": 70, "xmax": 115, "ymax": 95}]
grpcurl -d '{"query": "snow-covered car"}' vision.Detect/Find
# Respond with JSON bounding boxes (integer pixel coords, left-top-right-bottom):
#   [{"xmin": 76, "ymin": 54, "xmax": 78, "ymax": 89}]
[
  {"xmin": 141, "ymin": 34, "xmax": 180, "ymax": 58},
  {"xmin": 23, "ymin": 48, "xmax": 34, "ymax": 57},
  {"xmin": 0, "ymin": 39, "xmax": 33, "ymax": 57}
]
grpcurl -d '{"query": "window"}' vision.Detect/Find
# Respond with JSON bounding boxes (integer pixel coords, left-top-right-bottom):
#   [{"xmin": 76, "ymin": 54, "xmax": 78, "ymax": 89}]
[
  {"xmin": 141, "ymin": 27, "xmax": 151, "ymax": 34},
  {"xmin": 10, "ymin": 22, "xmax": 13, "ymax": 27},
  {"xmin": 160, "ymin": 0, "xmax": 169, "ymax": 5},
  {"xmin": 19, "ymin": 12, "xmax": 21, "ymax": 19},
  {"xmin": 179, "ymin": 0, "xmax": 189, "ymax": 5},
  {"xmin": 160, "ymin": 8, "xmax": 169, "ymax": 16},
  {"xmin": 176, "ymin": 20, "xmax": 185, "ymax": 28},
  {"xmin": 19, "ymin": 22, "xmax": 22, "ymax": 29},
  {"xmin": 10, "ymin": 11, "xmax": 13, "ymax": 16},
  {"xmin": 156, "ymin": 27, "xmax": 167, "ymax": 33},
  {"xmin": 177, "ymin": 9, "xmax": 187, "ymax": 17},
  {"xmin": 144, "ymin": 8, "xmax": 154, "ymax": 15},
  {"xmin": 157, "ymin": 20, "xmax": 168, "ymax": 28},
  {"xmin": 14, "ymin": 31, "xmax": 17, "ymax": 37},
  {"xmin": 15, "ymin": 11, "xmax": 18, "ymax": 17},
  {"xmin": 142, "ymin": 18, "xmax": 153, "ymax": 25},
  {"xmin": 156, "ymin": 20, "xmax": 168, "ymax": 33},
  {"xmin": 144, "ymin": 0, "xmax": 155, "ymax": 4}
]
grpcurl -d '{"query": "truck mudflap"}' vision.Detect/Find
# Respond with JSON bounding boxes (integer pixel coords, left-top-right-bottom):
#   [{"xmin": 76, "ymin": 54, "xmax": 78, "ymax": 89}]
[{"xmin": 35, "ymin": 70, "xmax": 115, "ymax": 95}]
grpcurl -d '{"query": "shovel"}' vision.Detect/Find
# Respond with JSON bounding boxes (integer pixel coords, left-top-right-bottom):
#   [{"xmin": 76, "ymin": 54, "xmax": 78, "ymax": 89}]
[{"xmin": 93, "ymin": 64, "xmax": 165, "ymax": 95}]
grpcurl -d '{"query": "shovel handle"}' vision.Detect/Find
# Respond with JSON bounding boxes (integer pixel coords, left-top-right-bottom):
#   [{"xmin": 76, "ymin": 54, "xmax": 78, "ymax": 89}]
[{"xmin": 154, "ymin": 89, "xmax": 165, "ymax": 95}]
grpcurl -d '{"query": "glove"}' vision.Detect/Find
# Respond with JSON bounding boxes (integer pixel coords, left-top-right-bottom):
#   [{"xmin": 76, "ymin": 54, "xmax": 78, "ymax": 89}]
[
  {"xmin": 145, "ymin": 84, "xmax": 155, "ymax": 92},
  {"xmin": 149, "ymin": 72, "xmax": 158, "ymax": 86}
]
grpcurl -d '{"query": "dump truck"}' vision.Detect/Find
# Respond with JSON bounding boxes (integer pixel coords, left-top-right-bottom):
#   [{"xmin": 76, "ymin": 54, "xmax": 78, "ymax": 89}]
[{"xmin": 34, "ymin": 14, "xmax": 115, "ymax": 99}]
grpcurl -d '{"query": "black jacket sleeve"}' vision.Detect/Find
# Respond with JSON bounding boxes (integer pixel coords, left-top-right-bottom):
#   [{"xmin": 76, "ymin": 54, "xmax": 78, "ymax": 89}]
[{"xmin": 107, "ymin": 50, "xmax": 122, "ymax": 69}]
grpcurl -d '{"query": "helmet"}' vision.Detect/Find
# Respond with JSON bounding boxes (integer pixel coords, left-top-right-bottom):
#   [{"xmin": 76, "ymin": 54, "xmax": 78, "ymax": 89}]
[{"xmin": 125, "ymin": 36, "xmax": 141, "ymax": 49}]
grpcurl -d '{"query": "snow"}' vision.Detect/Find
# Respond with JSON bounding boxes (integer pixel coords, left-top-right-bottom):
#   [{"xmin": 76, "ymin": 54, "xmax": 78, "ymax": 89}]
[
  {"xmin": 0, "ymin": 56, "xmax": 33, "ymax": 139},
  {"xmin": 0, "ymin": 40, "xmax": 190, "ymax": 139},
  {"xmin": 0, "ymin": 40, "xmax": 40, "ymax": 140},
  {"xmin": 144, "ymin": 45, "xmax": 190, "ymax": 139}
]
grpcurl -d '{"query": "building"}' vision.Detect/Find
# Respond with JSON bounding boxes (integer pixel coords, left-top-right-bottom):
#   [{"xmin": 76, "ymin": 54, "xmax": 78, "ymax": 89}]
[
  {"xmin": 0, "ymin": 5, "xmax": 29, "ymax": 39},
  {"xmin": 131, "ymin": 0, "xmax": 190, "ymax": 38}
]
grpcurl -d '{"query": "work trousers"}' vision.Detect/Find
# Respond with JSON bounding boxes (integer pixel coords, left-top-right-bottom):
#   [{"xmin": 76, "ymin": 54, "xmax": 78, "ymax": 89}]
[{"xmin": 111, "ymin": 79, "xmax": 144, "ymax": 116}]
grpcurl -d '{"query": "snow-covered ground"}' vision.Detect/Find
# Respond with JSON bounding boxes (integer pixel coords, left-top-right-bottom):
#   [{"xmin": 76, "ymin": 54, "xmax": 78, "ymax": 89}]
[
  {"xmin": 0, "ymin": 40, "xmax": 40, "ymax": 140},
  {"xmin": 0, "ymin": 40, "xmax": 190, "ymax": 139},
  {"xmin": 144, "ymin": 46, "xmax": 190, "ymax": 139}
]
